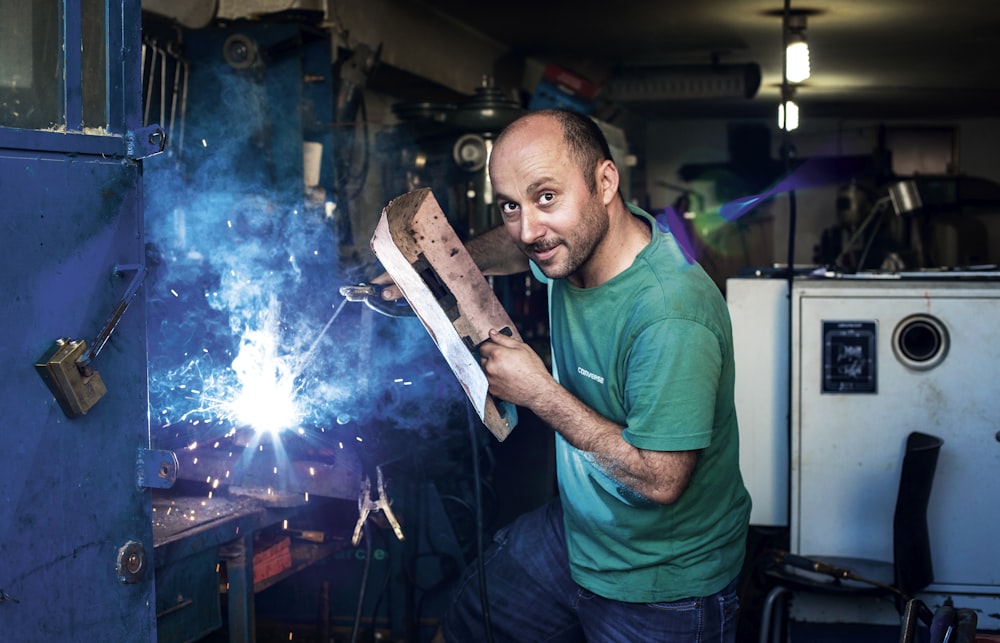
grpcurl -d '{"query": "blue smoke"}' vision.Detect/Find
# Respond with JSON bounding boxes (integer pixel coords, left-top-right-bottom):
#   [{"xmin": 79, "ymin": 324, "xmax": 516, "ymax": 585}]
[{"xmin": 142, "ymin": 60, "xmax": 464, "ymax": 459}]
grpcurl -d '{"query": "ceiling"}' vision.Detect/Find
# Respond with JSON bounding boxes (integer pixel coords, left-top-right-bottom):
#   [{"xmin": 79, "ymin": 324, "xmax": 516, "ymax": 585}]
[{"xmin": 422, "ymin": 0, "xmax": 1000, "ymax": 121}]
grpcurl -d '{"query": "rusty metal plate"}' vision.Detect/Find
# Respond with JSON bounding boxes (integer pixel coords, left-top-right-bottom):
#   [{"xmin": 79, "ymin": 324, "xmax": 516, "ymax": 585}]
[{"xmin": 371, "ymin": 189, "xmax": 519, "ymax": 441}]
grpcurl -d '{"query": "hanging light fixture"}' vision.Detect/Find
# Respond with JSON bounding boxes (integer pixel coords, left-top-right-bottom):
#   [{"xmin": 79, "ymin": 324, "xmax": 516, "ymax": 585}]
[
  {"xmin": 778, "ymin": 99, "xmax": 799, "ymax": 131},
  {"xmin": 778, "ymin": 86, "xmax": 799, "ymax": 131},
  {"xmin": 785, "ymin": 13, "xmax": 810, "ymax": 83},
  {"xmin": 778, "ymin": 7, "xmax": 811, "ymax": 131}
]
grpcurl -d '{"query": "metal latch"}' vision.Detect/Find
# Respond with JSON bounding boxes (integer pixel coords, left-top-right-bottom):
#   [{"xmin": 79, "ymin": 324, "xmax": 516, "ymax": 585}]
[
  {"xmin": 34, "ymin": 339, "xmax": 108, "ymax": 417},
  {"xmin": 126, "ymin": 124, "xmax": 166, "ymax": 160},
  {"xmin": 34, "ymin": 264, "xmax": 147, "ymax": 417},
  {"xmin": 136, "ymin": 448, "xmax": 178, "ymax": 490}
]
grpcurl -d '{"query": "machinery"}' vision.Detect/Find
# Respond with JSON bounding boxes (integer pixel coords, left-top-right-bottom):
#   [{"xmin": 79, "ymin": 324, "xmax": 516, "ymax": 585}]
[{"xmin": 729, "ymin": 273, "xmax": 1000, "ymax": 632}]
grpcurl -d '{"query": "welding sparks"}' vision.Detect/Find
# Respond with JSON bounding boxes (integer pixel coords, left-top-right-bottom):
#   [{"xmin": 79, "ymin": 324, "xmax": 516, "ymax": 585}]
[
  {"xmin": 144, "ymin": 82, "xmax": 481, "ymax": 511},
  {"xmin": 226, "ymin": 317, "xmax": 303, "ymax": 435},
  {"xmin": 164, "ymin": 296, "xmax": 351, "ymax": 439},
  {"xmin": 146, "ymin": 183, "xmax": 453, "ymax": 451}
]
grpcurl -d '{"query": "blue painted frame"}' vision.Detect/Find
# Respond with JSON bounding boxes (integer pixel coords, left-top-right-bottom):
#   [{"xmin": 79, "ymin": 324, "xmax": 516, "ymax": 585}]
[
  {"xmin": 0, "ymin": 0, "xmax": 157, "ymax": 639},
  {"xmin": 0, "ymin": 0, "xmax": 144, "ymax": 157}
]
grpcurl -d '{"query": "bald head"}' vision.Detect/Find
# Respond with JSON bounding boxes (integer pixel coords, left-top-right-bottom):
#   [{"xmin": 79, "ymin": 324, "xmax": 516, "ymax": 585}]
[{"xmin": 493, "ymin": 110, "xmax": 615, "ymax": 195}]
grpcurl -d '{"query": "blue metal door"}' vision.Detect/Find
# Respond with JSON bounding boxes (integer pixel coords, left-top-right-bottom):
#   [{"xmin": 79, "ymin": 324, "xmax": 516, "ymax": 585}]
[{"xmin": 0, "ymin": 0, "xmax": 162, "ymax": 639}]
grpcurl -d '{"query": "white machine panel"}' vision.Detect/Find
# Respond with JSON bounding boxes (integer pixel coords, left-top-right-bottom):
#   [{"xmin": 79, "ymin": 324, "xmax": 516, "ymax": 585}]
[
  {"xmin": 728, "ymin": 277, "xmax": 789, "ymax": 526},
  {"xmin": 791, "ymin": 278, "xmax": 1000, "ymax": 592}
]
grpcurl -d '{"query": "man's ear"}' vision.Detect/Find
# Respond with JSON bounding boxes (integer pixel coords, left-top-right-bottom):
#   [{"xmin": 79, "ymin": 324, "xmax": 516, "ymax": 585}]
[{"xmin": 597, "ymin": 159, "xmax": 620, "ymax": 206}]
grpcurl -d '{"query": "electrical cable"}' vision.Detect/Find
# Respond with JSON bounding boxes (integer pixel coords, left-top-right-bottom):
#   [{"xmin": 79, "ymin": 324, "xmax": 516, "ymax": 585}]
[
  {"xmin": 350, "ymin": 518, "xmax": 373, "ymax": 643},
  {"xmin": 783, "ymin": 185, "xmax": 797, "ymax": 537},
  {"xmin": 467, "ymin": 400, "xmax": 495, "ymax": 643},
  {"xmin": 366, "ymin": 526, "xmax": 396, "ymax": 642},
  {"xmin": 781, "ymin": 0, "xmax": 796, "ymax": 546},
  {"xmin": 348, "ymin": 95, "xmax": 371, "ymax": 201}
]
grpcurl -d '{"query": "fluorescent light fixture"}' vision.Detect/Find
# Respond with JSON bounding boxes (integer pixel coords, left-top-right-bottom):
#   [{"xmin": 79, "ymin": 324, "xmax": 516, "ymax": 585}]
[
  {"xmin": 786, "ymin": 34, "xmax": 811, "ymax": 83},
  {"xmin": 784, "ymin": 12, "xmax": 811, "ymax": 83},
  {"xmin": 778, "ymin": 100, "xmax": 799, "ymax": 131}
]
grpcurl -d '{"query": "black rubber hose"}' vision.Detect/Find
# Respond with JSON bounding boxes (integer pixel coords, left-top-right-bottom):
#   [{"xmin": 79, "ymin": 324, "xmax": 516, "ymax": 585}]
[
  {"xmin": 350, "ymin": 521, "xmax": 373, "ymax": 643},
  {"xmin": 467, "ymin": 402, "xmax": 495, "ymax": 643}
]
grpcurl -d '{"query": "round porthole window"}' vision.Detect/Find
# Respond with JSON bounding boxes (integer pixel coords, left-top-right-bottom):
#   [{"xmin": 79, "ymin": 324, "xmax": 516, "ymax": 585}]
[{"xmin": 892, "ymin": 314, "xmax": 949, "ymax": 370}]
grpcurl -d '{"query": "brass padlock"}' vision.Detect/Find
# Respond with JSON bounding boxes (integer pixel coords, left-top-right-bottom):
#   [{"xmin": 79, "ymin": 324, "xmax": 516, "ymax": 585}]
[{"xmin": 35, "ymin": 339, "xmax": 107, "ymax": 417}]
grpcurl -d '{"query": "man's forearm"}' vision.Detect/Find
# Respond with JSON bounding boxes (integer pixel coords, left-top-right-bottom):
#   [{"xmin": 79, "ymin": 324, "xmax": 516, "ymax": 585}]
[
  {"xmin": 481, "ymin": 328, "xmax": 698, "ymax": 506},
  {"xmin": 465, "ymin": 225, "xmax": 529, "ymax": 276},
  {"xmin": 528, "ymin": 381, "xmax": 697, "ymax": 505}
]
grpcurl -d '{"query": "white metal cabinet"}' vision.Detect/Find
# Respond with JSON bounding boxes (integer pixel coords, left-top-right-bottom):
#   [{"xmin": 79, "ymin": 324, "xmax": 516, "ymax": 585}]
[
  {"xmin": 730, "ymin": 275, "xmax": 1000, "ymax": 627},
  {"xmin": 791, "ymin": 278, "xmax": 1000, "ymax": 623}
]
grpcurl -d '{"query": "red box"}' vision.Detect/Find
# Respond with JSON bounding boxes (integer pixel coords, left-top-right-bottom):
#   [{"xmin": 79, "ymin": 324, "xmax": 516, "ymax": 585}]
[
  {"xmin": 542, "ymin": 64, "xmax": 599, "ymax": 99},
  {"xmin": 253, "ymin": 535, "xmax": 291, "ymax": 584}
]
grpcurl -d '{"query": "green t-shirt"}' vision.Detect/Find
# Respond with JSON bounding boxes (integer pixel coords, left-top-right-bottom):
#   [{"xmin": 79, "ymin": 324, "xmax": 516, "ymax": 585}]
[{"xmin": 534, "ymin": 205, "xmax": 751, "ymax": 603}]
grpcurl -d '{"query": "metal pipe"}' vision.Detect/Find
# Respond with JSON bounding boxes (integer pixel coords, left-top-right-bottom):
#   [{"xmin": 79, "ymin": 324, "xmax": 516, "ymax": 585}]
[
  {"xmin": 168, "ymin": 44, "xmax": 182, "ymax": 146},
  {"xmin": 158, "ymin": 45, "xmax": 168, "ymax": 131},
  {"xmin": 144, "ymin": 40, "xmax": 158, "ymax": 126},
  {"xmin": 178, "ymin": 59, "xmax": 189, "ymax": 158}
]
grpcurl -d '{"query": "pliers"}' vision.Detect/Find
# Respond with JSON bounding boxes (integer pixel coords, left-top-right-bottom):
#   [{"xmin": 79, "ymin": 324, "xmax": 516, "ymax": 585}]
[{"xmin": 351, "ymin": 465, "xmax": 405, "ymax": 546}]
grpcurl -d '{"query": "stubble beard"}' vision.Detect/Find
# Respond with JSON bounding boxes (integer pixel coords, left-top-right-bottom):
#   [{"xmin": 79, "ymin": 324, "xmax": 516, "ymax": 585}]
[{"xmin": 528, "ymin": 197, "xmax": 609, "ymax": 281}]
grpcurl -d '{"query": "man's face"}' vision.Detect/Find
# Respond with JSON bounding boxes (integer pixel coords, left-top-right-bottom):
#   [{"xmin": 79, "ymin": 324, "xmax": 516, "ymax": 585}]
[{"xmin": 489, "ymin": 117, "xmax": 608, "ymax": 283}]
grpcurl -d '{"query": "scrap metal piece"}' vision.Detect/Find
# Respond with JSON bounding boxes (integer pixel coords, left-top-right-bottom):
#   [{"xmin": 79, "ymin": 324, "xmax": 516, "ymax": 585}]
[{"xmin": 370, "ymin": 188, "xmax": 520, "ymax": 441}]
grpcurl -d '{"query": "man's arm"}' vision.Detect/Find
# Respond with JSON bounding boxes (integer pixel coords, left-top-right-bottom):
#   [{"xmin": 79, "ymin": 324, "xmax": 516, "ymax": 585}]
[
  {"xmin": 464, "ymin": 224, "xmax": 530, "ymax": 276},
  {"xmin": 479, "ymin": 329, "xmax": 698, "ymax": 505}
]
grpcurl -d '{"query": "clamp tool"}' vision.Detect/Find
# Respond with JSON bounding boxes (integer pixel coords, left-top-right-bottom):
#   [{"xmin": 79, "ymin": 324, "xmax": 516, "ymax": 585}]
[{"xmin": 351, "ymin": 466, "xmax": 405, "ymax": 546}]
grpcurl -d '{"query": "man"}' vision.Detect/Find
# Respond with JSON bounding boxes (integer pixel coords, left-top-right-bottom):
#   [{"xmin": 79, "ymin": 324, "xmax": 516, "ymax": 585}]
[{"xmin": 378, "ymin": 109, "xmax": 750, "ymax": 642}]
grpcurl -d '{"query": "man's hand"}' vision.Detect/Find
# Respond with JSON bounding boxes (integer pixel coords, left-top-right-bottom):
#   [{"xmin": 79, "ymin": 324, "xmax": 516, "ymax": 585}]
[
  {"xmin": 478, "ymin": 328, "xmax": 554, "ymax": 409},
  {"xmin": 369, "ymin": 273, "xmax": 403, "ymax": 301}
]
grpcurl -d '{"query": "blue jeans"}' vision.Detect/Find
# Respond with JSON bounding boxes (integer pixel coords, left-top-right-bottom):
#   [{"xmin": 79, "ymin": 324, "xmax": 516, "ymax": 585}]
[{"xmin": 442, "ymin": 497, "xmax": 741, "ymax": 642}]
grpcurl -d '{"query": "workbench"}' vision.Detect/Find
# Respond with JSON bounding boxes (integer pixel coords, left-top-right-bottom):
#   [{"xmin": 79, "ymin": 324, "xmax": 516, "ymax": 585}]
[{"xmin": 152, "ymin": 486, "xmax": 357, "ymax": 642}]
